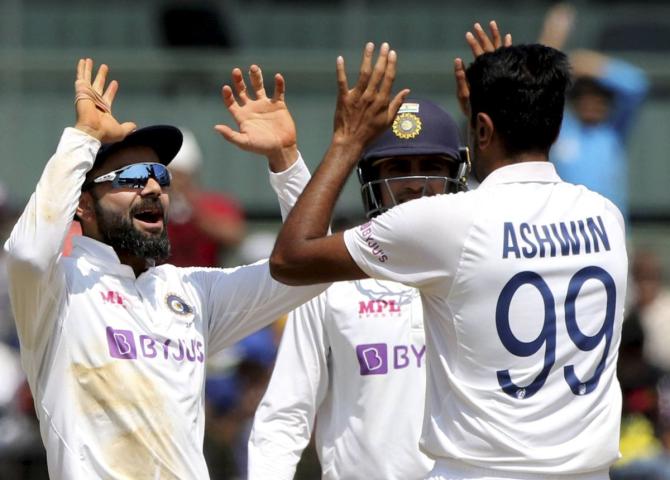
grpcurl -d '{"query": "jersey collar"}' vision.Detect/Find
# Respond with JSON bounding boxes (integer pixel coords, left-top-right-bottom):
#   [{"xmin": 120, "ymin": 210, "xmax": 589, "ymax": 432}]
[
  {"xmin": 70, "ymin": 235, "xmax": 153, "ymax": 278},
  {"xmin": 478, "ymin": 161, "xmax": 562, "ymax": 187}
]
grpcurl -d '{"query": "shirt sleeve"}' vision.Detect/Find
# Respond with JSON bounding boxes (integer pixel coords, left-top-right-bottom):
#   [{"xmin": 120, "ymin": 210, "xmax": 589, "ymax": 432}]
[
  {"xmin": 599, "ymin": 58, "xmax": 650, "ymax": 137},
  {"xmin": 268, "ymin": 152, "xmax": 310, "ymax": 221},
  {"xmin": 247, "ymin": 294, "xmax": 330, "ymax": 480},
  {"xmin": 3, "ymin": 128, "xmax": 99, "ymax": 365},
  {"xmin": 194, "ymin": 260, "xmax": 328, "ymax": 354},
  {"xmin": 203, "ymin": 153, "xmax": 327, "ymax": 353},
  {"xmin": 343, "ymin": 193, "xmax": 473, "ymax": 292}
]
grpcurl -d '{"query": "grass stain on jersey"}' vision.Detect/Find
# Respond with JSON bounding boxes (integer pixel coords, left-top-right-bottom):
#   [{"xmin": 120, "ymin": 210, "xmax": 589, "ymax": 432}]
[{"xmin": 72, "ymin": 361, "xmax": 183, "ymax": 479}]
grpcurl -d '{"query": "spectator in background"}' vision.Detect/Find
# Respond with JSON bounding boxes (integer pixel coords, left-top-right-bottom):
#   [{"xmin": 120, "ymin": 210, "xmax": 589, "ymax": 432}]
[
  {"xmin": 615, "ymin": 248, "xmax": 670, "ymax": 468},
  {"xmin": 167, "ymin": 128, "xmax": 246, "ymax": 267},
  {"xmin": 539, "ymin": 3, "xmax": 649, "ymax": 222},
  {"xmin": 629, "ymin": 249, "xmax": 670, "ymax": 374},
  {"xmin": 612, "ymin": 375, "xmax": 670, "ymax": 479}
]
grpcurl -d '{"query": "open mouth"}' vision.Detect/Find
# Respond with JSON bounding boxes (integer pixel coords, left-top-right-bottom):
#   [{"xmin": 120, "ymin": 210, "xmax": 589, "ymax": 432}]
[{"xmin": 132, "ymin": 207, "xmax": 164, "ymax": 230}]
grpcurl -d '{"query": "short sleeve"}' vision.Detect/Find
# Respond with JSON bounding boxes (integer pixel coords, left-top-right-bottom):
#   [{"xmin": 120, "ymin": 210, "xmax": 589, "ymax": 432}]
[{"xmin": 343, "ymin": 193, "xmax": 475, "ymax": 292}]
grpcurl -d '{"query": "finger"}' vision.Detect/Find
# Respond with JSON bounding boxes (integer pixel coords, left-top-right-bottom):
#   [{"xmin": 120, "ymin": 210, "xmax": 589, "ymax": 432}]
[
  {"xmin": 365, "ymin": 42, "xmax": 390, "ymax": 96},
  {"xmin": 335, "ymin": 55, "xmax": 349, "ymax": 97},
  {"xmin": 249, "ymin": 65, "xmax": 267, "ymax": 99},
  {"xmin": 214, "ymin": 124, "xmax": 247, "ymax": 149},
  {"xmin": 355, "ymin": 42, "xmax": 375, "ymax": 94},
  {"xmin": 388, "ymin": 88, "xmax": 411, "ymax": 122},
  {"xmin": 454, "ymin": 58, "xmax": 470, "ymax": 116},
  {"xmin": 465, "ymin": 32, "xmax": 484, "ymax": 57},
  {"xmin": 83, "ymin": 58, "xmax": 93, "ymax": 84},
  {"xmin": 272, "ymin": 73, "xmax": 286, "ymax": 103},
  {"xmin": 473, "ymin": 23, "xmax": 495, "ymax": 52},
  {"xmin": 102, "ymin": 79, "xmax": 118, "ymax": 106},
  {"xmin": 378, "ymin": 48, "xmax": 398, "ymax": 99},
  {"xmin": 76, "ymin": 59, "xmax": 85, "ymax": 82},
  {"xmin": 489, "ymin": 21, "xmax": 502, "ymax": 49},
  {"xmin": 220, "ymin": 85, "xmax": 240, "ymax": 115},
  {"xmin": 92, "ymin": 64, "xmax": 109, "ymax": 94},
  {"xmin": 120, "ymin": 122, "xmax": 137, "ymax": 137},
  {"xmin": 504, "ymin": 33, "xmax": 513, "ymax": 47},
  {"xmin": 231, "ymin": 68, "xmax": 249, "ymax": 104}
]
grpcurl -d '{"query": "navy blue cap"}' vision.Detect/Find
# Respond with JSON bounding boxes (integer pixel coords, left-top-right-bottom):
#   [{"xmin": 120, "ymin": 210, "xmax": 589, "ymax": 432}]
[
  {"xmin": 361, "ymin": 99, "xmax": 461, "ymax": 162},
  {"xmin": 94, "ymin": 125, "xmax": 183, "ymax": 168}
]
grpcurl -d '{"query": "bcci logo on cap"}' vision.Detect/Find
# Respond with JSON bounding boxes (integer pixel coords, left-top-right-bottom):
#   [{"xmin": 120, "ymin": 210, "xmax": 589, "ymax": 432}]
[{"xmin": 392, "ymin": 113, "xmax": 422, "ymax": 140}]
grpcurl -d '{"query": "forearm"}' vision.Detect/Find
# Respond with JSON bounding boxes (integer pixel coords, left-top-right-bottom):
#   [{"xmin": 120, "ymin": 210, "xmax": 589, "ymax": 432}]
[
  {"xmin": 270, "ymin": 140, "xmax": 361, "ymax": 278},
  {"xmin": 5, "ymin": 128, "xmax": 98, "ymax": 272},
  {"xmin": 248, "ymin": 305, "xmax": 327, "ymax": 480}
]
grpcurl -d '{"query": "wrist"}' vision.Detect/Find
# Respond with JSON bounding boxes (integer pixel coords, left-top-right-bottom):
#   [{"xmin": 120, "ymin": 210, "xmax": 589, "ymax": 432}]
[
  {"xmin": 329, "ymin": 135, "xmax": 365, "ymax": 167},
  {"xmin": 267, "ymin": 144, "xmax": 299, "ymax": 173},
  {"xmin": 74, "ymin": 124, "xmax": 104, "ymax": 141}
]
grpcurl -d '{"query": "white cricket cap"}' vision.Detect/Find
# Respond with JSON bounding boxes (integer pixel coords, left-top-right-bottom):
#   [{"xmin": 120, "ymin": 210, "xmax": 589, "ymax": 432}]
[{"xmin": 169, "ymin": 128, "xmax": 203, "ymax": 174}]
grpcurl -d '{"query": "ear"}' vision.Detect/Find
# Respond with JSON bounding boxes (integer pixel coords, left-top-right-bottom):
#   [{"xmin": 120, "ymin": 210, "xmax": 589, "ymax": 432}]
[
  {"xmin": 76, "ymin": 192, "xmax": 95, "ymax": 223},
  {"xmin": 475, "ymin": 112, "xmax": 495, "ymax": 151}
]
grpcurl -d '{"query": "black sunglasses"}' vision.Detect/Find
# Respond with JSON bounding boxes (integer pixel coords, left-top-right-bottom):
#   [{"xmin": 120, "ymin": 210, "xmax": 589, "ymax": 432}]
[{"xmin": 82, "ymin": 163, "xmax": 171, "ymax": 191}]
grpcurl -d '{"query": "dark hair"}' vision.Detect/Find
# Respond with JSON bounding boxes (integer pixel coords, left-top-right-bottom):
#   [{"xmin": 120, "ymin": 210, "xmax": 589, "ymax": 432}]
[{"xmin": 465, "ymin": 44, "xmax": 571, "ymax": 156}]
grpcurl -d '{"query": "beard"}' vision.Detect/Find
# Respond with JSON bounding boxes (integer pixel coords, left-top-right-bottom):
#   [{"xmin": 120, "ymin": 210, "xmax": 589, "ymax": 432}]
[{"xmin": 94, "ymin": 198, "xmax": 170, "ymax": 262}]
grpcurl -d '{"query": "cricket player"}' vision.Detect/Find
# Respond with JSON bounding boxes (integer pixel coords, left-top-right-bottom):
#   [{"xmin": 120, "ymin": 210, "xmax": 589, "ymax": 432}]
[
  {"xmin": 4, "ymin": 59, "xmax": 326, "ymax": 479},
  {"xmin": 248, "ymin": 99, "xmax": 469, "ymax": 480},
  {"xmin": 268, "ymin": 23, "xmax": 628, "ymax": 480}
]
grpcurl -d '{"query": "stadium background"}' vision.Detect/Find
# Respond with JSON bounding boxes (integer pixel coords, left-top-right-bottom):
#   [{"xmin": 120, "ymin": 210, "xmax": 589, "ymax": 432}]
[
  {"xmin": 1, "ymin": 0, "xmax": 670, "ymax": 477},
  {"xmin": 1, "ymin": 0, "xmax": 669, "ymax": 255}
]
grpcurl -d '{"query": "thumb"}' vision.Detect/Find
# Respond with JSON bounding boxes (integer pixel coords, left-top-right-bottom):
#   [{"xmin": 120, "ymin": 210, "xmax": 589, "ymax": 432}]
[
  {"xmin": 214, "ymin": 125, "xmax": 248, "ymax": 149},
  {"xmin": 121, "ymin": 122, "xmax": 137, "ymax": 137}
]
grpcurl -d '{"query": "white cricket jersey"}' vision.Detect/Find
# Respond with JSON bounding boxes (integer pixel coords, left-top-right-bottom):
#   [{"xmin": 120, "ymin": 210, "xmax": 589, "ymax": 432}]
[
  {"xmin": 248, "ymin": 279, "xmax": 434, "ymax": 480},
  {"xmin": 4, "ymin": 128, "xmax": 326, "ymax": 480},
  {"xmin": 344, "ymin": 162, "xmax": 627, "ymax": 477}
]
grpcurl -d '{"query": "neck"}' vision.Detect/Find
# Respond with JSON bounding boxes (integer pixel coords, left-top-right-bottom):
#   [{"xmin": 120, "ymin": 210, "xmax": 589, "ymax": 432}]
[
  {"xmin": 477, "ymin": 150, "xmax": 548, "ymax": 181},
  {"xmin": 117, "ymin": 252, "xmax": 149, "ymax": 277}
]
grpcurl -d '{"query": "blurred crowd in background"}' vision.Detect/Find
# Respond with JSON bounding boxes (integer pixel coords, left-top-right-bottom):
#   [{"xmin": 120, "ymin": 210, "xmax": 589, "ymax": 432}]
[{"xmin": 1, "ymin": 0, "xmax": 670, "ymax": 478}]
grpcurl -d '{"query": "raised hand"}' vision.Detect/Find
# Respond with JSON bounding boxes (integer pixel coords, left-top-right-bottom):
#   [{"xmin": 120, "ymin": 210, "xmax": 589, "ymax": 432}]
[
  {"xmin": 538, "ymin": 3, "xmax": 576, "ymax": 49},
  {"xmin": 73, "ymin": 58, "xmax": 136, "ymax": 142},
  {"xmin": 332, "ymin": 42, "xmax": 409, "ymax": 152},
  {"xmin": 454, "ymin": 21, "xmax": 512, "ymax": 117},
  {"xmin": 215, "ymin": 65, "xmax": 297, "ymax": 167}
]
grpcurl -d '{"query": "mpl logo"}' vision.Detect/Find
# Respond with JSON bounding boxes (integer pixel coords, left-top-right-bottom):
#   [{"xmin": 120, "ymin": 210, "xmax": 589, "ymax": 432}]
[
  {"xmin": 356, "ymin": 343, "xmax": 426, "ymax": 376},
  {"xmin": 100, "ymin": 290, "xmax": 126, "ymax": 307},
  {"xmin": 358, "ymin": 299, "xmax": 402, "ymax": 318}
]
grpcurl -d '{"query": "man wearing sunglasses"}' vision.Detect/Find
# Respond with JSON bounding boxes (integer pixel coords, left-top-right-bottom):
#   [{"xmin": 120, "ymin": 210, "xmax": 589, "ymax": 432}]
[{"xmin": 4, "ymin": 59, "xmax": 327, "ymax": 479}]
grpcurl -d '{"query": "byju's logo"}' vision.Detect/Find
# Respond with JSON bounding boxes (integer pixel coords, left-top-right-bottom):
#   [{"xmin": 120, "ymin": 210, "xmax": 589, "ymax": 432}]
[
  {"xmin": 356, "ymin": 343, "xmax": 388, "ymax": 375},
  {"xmin": 105, "ymin": 327, "xmax": 204, "ymax": 363},
  {"xmin": 106, "ymin": 327, "xmax": 137, "ymax": 359},
  {"xmin": 356, "ymin": 343, "xmax": 426, "ymax": 376}
]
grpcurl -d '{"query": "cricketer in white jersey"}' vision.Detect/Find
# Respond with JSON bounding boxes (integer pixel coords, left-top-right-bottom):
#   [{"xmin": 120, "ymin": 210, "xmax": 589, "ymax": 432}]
[
  {"xmin": 249, "ymin": 98, "xmax": 469, "ymax": 480},
  {"xmin": 249, "ymin": 279, "xmax": 431, "ymax": 479},
  {"xmin": 269, "ymin": 35, "xmax": 629, "ymax": 479},
  {"xmin": 4, "ymin": 60, "xmax": 326, "ymax": 479}
]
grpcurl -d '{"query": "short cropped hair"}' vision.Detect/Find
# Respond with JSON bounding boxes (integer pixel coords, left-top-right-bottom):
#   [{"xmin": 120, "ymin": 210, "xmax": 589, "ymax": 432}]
[{"xmin": 466, "ymin": 44, "xmax": 571, "ymax": 156}]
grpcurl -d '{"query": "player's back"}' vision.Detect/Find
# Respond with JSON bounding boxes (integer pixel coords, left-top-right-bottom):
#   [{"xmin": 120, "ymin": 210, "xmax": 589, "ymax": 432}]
[{"xmin": 418, "ymin": 163, "xmax": 627, "ymax": 476}]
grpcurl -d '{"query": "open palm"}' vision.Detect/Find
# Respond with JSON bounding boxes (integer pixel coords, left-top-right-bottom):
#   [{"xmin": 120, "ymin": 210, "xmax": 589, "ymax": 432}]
[
  {"xmin": 215, "ymin": 65, "xmax": 296, "ymax": 157},
  {"xmin": 74, "ymin": 58, "xmax": 136, "ymax": 142}
]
